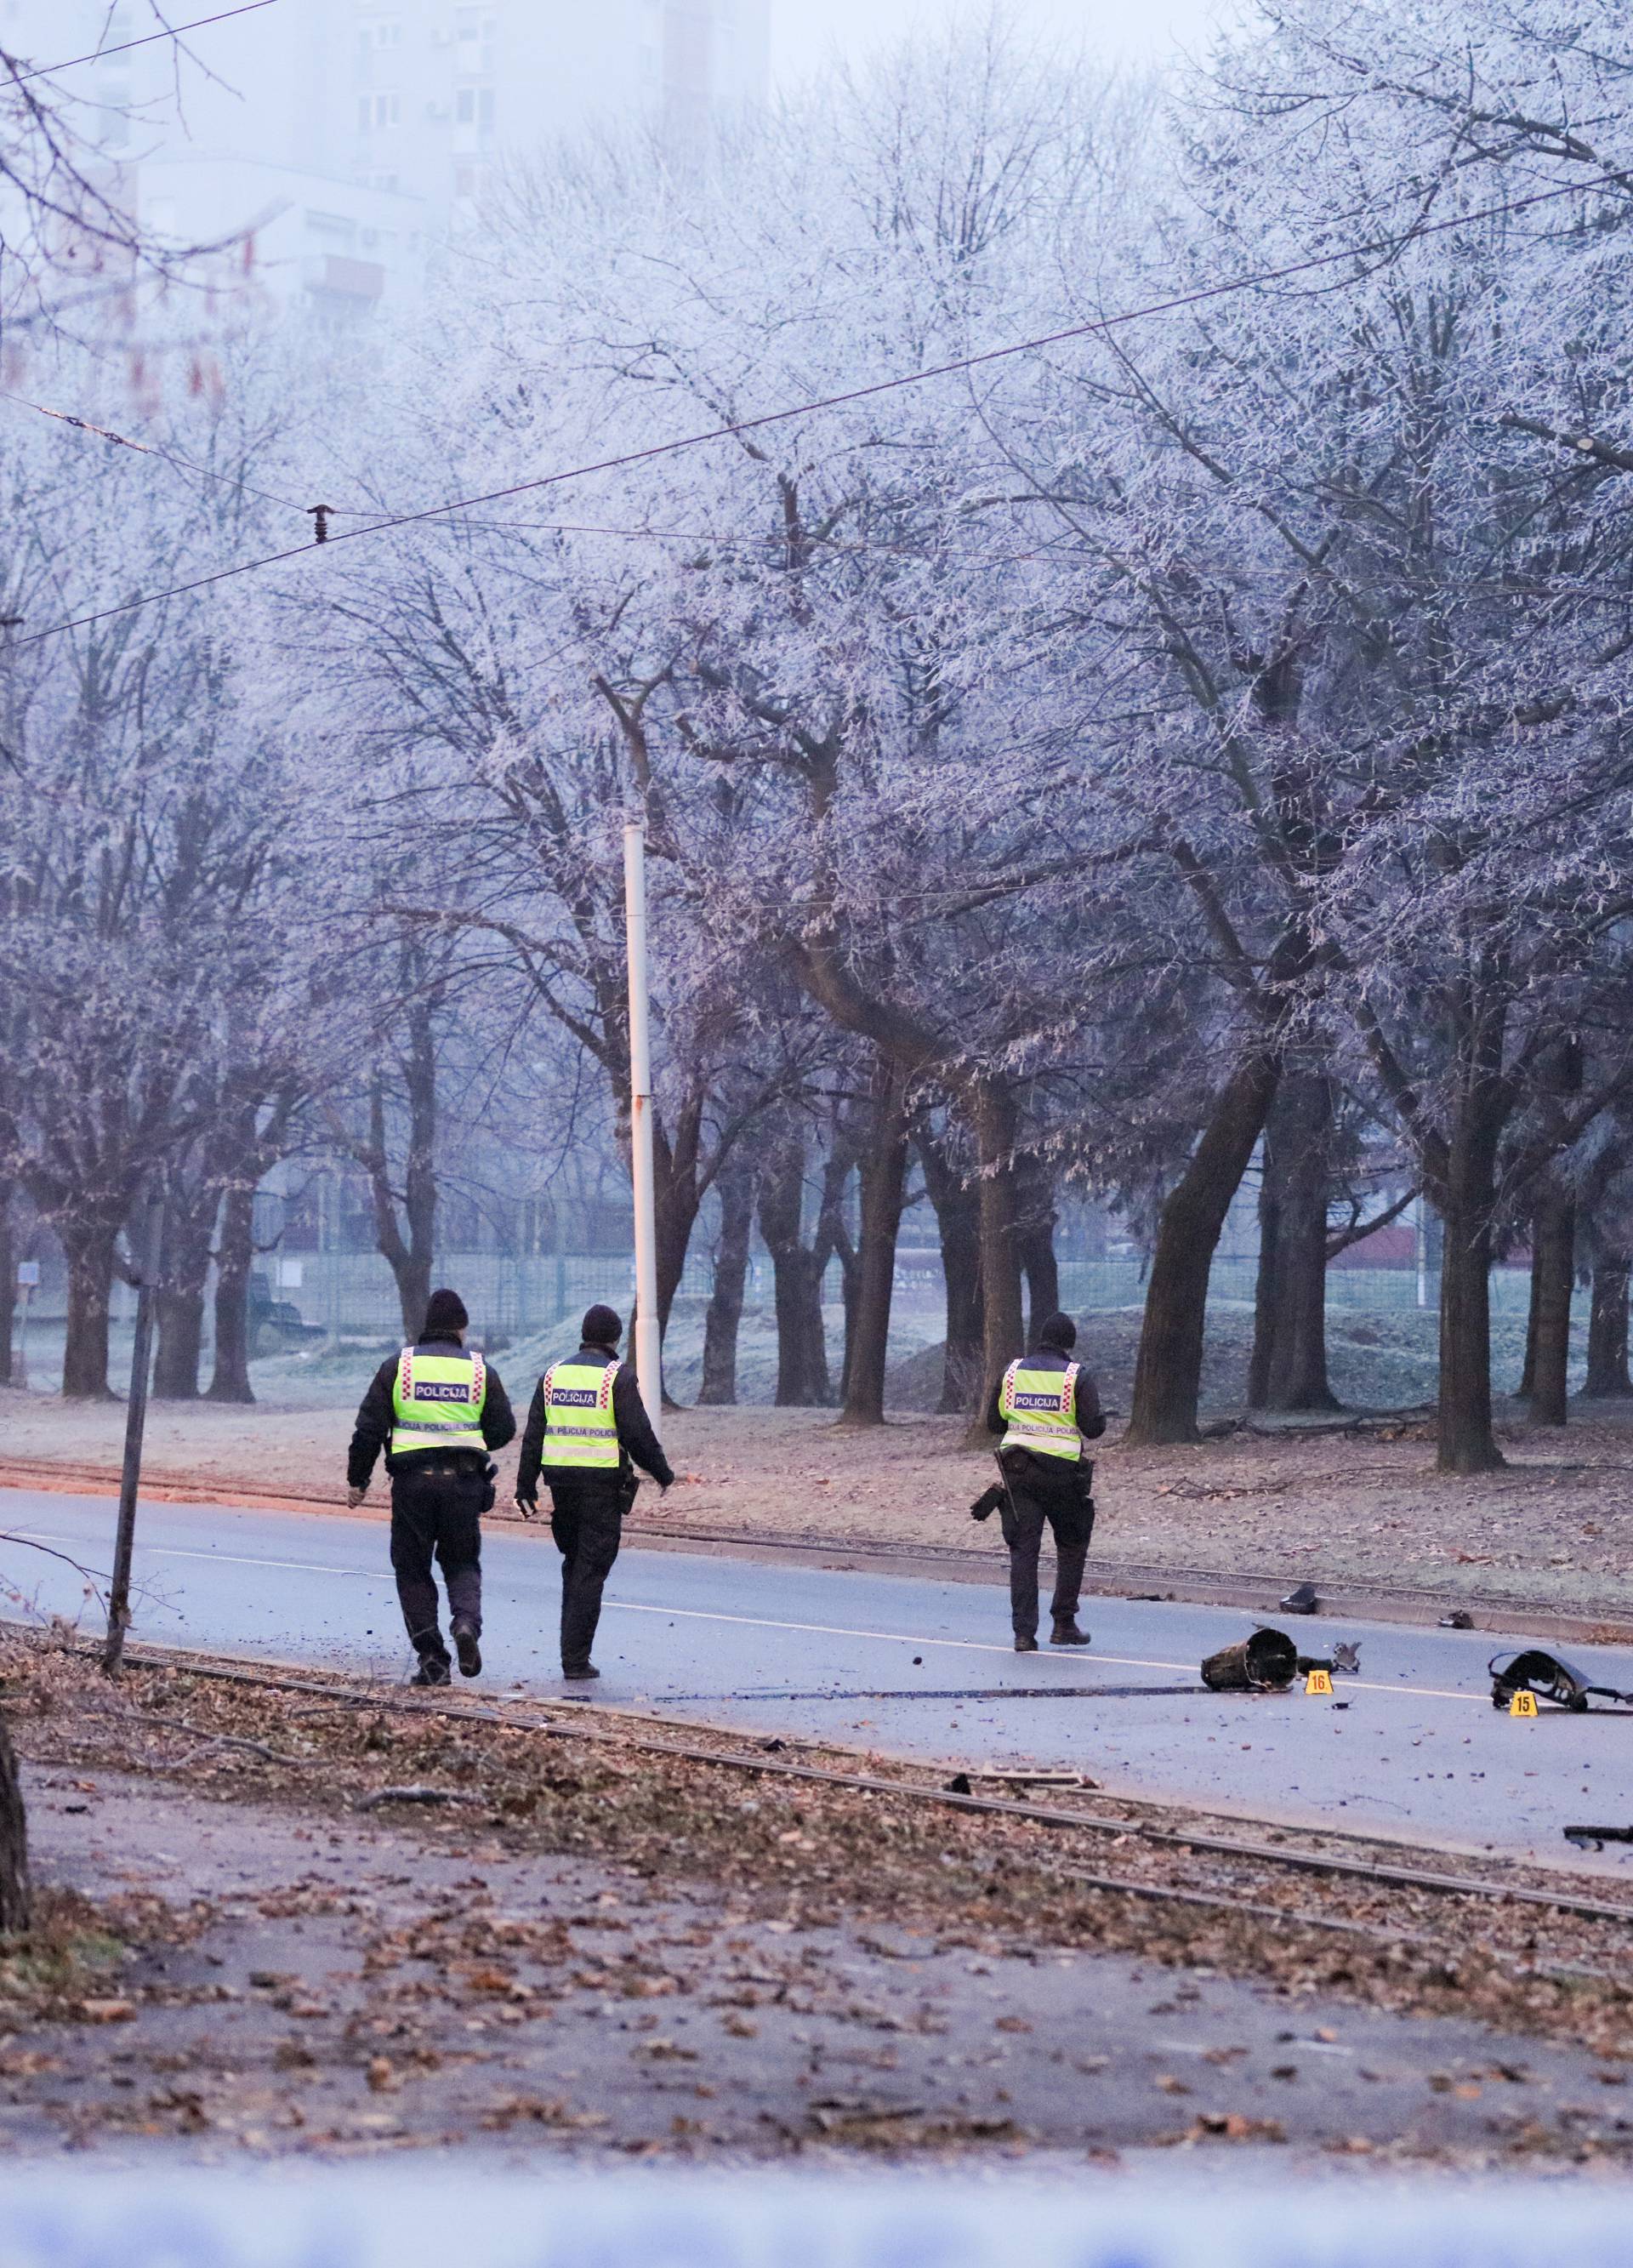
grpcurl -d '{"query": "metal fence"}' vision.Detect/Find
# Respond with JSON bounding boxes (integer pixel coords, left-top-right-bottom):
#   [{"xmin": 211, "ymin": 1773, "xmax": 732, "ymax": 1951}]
[{"xmin": 264, "ymin": 1249, "xmax": 1533, "ymax": 1341}]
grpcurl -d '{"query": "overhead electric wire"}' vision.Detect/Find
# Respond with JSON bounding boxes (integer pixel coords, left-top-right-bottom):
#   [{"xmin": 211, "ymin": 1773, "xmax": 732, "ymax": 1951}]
[
  {"xmin": 11, "ymin": 157, "xmax": 1633, "ymax": 652},
  {"xmin": 0, "ymin": 390, "xmax": 1068, "ymax": 559},
  {"xmin": 0, "ymin": 383, "xmax": 350, "ymax": 521},
  {"xmin": 4, "ymin": 1, "xmax": 282, "ymax": 88}
]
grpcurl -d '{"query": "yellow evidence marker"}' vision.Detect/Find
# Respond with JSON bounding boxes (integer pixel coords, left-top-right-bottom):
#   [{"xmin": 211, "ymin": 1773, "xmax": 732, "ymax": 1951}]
[
  {"xmin": 1304, "ymin": 1668, "xmax": 1334, "ymax": 1697},
  {"xmin": 1509, "ymin": 1690, "xmax": 1539, "ymax": 1718}
]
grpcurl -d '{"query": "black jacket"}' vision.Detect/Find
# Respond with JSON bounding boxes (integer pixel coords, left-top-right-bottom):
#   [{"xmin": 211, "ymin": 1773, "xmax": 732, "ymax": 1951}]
[
  {"xmin": 348, "ymin": 1335, "xmax": 516, "ymax": 1489},
  {"xmin": 516, "ymin": 1342, "xmax": 674, "ymax": 1502},
  {"xmin": 985, "ymin": 1342, "xmax": 1106, "ymax": 1472}
]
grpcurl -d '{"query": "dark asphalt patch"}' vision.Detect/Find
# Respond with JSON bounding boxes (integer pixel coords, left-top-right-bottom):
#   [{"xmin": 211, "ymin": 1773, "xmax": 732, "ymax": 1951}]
[{"xmin": 665, "ymin": 1684, "xmax": 1206, "ymax": 1703}]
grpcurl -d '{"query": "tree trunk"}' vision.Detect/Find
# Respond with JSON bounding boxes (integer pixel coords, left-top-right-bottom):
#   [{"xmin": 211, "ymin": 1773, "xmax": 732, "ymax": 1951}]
[
  {"xmin": 1526, "ymin": 1180, "xmax": 1575, "ymax": 1427},
  {"xmin": 1517, "ymin": 1231, "xmax": 1543, "ymax": 1400},
  {"xmin": 1127, "ymin": 1050, "xmax": 1280, "ymax": 1446},
  {"xmin": 697, "ymin": 1159, "xmax": 757, "ymax": 1407},
  {"xmin": 839, "ymin": 1055, "xmax": 909, "ymax": 1428},
  {"xmin": 1434, "ymin": 1106, "xmax": 1506, "ymax": 1474},
  {"xmin": 654, "ymin": 1183, "xmax": 699, "ymax": 1342},
  {"xmin": 59, "ymin": 1219, "xmax": 119, "ymax": 1399},
  {"xmin": 816, "ymin": 1148, "xmax": 862, "ymax": 1405},
  {"xmin": 1251, "ymin": 1071, "xmax": 1339, "ymax": 1414},
  {"xmin": 207, "ymin": 1183, "xmax": 257, "ymax": 1404},
  {"xmin": 0, "ymin": 1712, "xmax": 28, "ymax": 1935},
  {"xmin": 365, "ymin": 995, "xmax": 439, "ymax": 1341},
  {"xmin": 964, "ymin": 1078, "xmax": 1024, "ymax": 1441},
  {"xmin": 1583, "ymin": 1253, "xmax": 1633, "ymax": 1398},
  {"xmin": 918, "ymin": 1130, "xmax": 983, "ymax": 1416},
  {"xmin": 758, "ymin": 1137, "xmax": 830, "ymax": 1406},
  {"xmin": 0, "ymin": 1182, "xmax": 15, "ymax": 1388},
  {"xmin": 1015, "ymin": 1158, "xmax": 1059, "ymax": 1338},
  {"xmin": 1248, "ymin": 1153, "xmax": 1282, "ymax": 1412},
  {"xmin": 152, "ymin": 1188, "xmax": 219, "ymax": 1402}
]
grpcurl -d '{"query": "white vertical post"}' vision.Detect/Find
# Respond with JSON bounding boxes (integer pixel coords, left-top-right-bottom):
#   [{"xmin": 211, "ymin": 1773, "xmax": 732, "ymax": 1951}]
[
  {"xmin": 623, "ymin": 818, "xmax": 663, "ymax": 1425},
  {"xmin": 1415, "ymin": 1192, "xmax": 1428, "ymax": 1311}
]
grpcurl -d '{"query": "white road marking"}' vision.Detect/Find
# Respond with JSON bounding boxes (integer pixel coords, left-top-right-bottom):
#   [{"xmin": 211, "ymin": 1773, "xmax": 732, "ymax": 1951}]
[
  {"xmin": 3, "ymin": 1522, "xmax": 1480, "ymax": 1701},
  {"xmin": 600, "ymin": 1599, "xmax": 1479, "ymax": 1704},
  {"xmin": 6, "ymin": 1530, "xmax": 390, "ymax": 1584}
]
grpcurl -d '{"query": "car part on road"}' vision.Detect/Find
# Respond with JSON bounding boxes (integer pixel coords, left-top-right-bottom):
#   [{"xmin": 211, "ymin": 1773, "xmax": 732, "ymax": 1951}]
[
  {"xmin": 1296, "ymin": 1642, "xmax": 1363, "ymax": 1678},
  {"xmin": 1280, "ymin": 1583, "xmax": 1320, "ymax": 1616},
  {"xmin": 1488, "ymin": 1648, "xmax": 1633, "ymax": 1712},
  {"xmin": 1440, "ymin": 1610, "xmax": 1475, "ymax": 1630},
  {"xmin": 1563, "ymin": 1826, "xmax": 1633, "ymax": 1850},
  {"xmin": 1201, "ymin": 1627, "xmax": 1299, "ymax": 1691}
]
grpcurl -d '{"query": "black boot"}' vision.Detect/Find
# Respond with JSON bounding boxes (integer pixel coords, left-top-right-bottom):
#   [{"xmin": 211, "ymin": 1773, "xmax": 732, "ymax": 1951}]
[
  {"xmin": 452, "ymin": 1619, "xmax": 482, "ymax": 1678},
  {"xmin": 562, "ymin": 1661, "xmax": 600, "ymax": 1681},
  {"xmin": 1014, "ymin": 1633, "xmax": 1038, "ymax": 1653},
  {"xmin": 1050, "ymin": 1618, "xmax": 1091, "ymax": 1646},
  {"xmin": 411, "ymin": 1655, "xmax": 452, "ymax": 1688}
]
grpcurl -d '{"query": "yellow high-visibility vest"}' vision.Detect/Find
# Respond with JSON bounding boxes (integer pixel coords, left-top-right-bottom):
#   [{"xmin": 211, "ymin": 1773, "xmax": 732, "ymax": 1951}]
[
  {"xmin": 538, "ymin": 1359, "xmax": 621, "ymax": 1470},
  {"xmin": 998, "ymin": 1359, "xmax": 1084, "ymax": 1461},
  {"xmin": 390, "ymin": 1346, "xmax": 487, "ymax": 1456}
]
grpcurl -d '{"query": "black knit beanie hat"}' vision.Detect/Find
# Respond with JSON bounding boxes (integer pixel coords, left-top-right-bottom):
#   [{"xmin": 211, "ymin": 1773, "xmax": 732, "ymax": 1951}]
[
  {"xmin": 1038, "ymin": 1310, "xmax": 1078, "ymax": 1352},
  {"xmin": 423, "ymin": 1287, "xmax": 469, "ymax": 1338},
  {"xmin": 582, "ymin": 1303, "xmax": 623, "ymax": 1349}
]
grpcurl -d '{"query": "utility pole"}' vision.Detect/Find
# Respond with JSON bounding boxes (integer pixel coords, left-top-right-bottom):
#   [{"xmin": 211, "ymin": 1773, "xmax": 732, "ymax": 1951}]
[
  {"xmin": 14, "ymin": 1260, "xmax": 38, "ymax": 1388},
  {"xmin": 103, "ymin": 1181, "xmax": 165, "ymax": 1675},
  {"xmin": 623, "ymin": 818, "xmax": 662, "ymax": 1425}
]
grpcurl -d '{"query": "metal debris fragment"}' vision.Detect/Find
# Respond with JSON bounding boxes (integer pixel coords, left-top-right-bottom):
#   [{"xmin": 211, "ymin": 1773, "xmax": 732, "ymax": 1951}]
[{"xmin": 1488, "ymin": 1650, "xmax": 1633, "ymax": 1713}]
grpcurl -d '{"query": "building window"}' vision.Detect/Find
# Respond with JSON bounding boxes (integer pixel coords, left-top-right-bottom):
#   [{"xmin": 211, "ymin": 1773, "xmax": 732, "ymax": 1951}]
[
  {"xmin": 456, "ymin": 9, "xmax": 498, "ymax": 69},
  {"xmin": 358, "ymin": 90, "xmax": 401, "ymax": 129},
  {"xmin": 455, "ymin": 86, "xmax": 496, "ymax": 128}
]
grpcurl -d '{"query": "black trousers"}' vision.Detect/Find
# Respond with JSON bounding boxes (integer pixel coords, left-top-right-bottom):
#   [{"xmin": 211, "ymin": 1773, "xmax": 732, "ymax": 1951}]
[
  {"xmin": 999, "ymin": 1456, "xmax": 1094, "ymax": 1638},
  {"xmin": 390, "ymin": 1460, "xmax": 486, "ymax": 1664},
  {"xmin": 548, "ymin": 1479, "xmax": 626, "ymax": 1669}
]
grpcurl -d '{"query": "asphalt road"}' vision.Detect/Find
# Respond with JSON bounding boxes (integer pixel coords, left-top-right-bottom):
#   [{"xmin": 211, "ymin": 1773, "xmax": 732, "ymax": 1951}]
[{"xmin": 5, "ymin": 1485, "xmax": 1633, "ymax": 1875}]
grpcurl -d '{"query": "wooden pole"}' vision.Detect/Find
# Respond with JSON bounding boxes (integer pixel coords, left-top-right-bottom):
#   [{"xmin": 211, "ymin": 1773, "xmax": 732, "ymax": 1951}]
[{"xmin": 103, "ymin": 1181, "xmax": 165, "ymax": 1674}]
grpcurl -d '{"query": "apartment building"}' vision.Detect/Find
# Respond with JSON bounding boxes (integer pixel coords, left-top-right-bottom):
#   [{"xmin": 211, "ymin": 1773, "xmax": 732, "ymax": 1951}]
[
  {"xmin": 350, "ymin": 0, "xmax": 771, "ymax": 229},
  {"xmin": 0, "ymin": 0, "xmax": 771, "ymax": 316}
]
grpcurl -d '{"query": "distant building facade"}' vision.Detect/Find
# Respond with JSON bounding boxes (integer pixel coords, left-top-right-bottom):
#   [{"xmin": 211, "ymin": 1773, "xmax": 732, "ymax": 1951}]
[
  {"xmin": 0, "ymin": 0, "xmax": 770, "ymax": 317},
  {"xmin": 348, "ymin": 0, "xmax": 771, "ymax": 235}
]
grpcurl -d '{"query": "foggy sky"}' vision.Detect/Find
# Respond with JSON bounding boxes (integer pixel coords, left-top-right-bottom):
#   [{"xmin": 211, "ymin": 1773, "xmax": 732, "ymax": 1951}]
[{"xmin": 772, "ymin": 0, "xmax": 1238, "ymax": 83}]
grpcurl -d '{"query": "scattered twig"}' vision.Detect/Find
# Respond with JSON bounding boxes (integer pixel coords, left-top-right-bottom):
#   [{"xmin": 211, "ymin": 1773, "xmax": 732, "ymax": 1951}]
[
  {"xmin": 0, "ymin": 1531, "xmax": 110, "ymax": 1610},
  {"xmin": 353, "ymin": 1785, "xmax": 486, "ymax": 1811},
  {"xmin": 100, "ymin": 1706, "xmax": 305, "ymax": 1766}
]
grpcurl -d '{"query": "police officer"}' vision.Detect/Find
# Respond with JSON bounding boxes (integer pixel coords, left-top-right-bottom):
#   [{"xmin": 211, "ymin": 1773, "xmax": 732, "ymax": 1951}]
[
  {"xmin": 347, "ymin": 1287, "xmax": 516, "ymax": 1686},
  {"xmin": 985, "ymin": 1310, "xmax": 1105, "ymax": 1653},
  {"xmin": 515, "ymin": 1303, "xmax": 674, "ymax": 1681}
]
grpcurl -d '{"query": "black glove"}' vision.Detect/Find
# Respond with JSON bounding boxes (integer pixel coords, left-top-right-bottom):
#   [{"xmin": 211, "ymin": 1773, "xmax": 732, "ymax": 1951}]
[{"xmin": 970, "ymin": 1482, "xmax": 1005, "ymax": 1524}]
